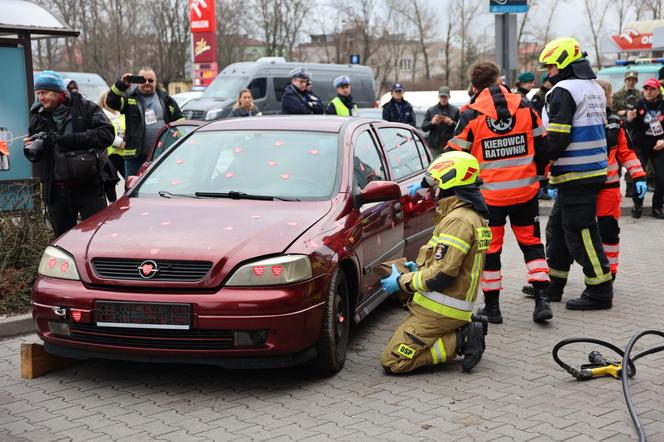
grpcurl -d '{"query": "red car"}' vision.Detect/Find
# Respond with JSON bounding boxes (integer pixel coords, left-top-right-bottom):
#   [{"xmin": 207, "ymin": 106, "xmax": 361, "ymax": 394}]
[{"xmin": 32, "ymin": 116, "xmax": 437, "ymax": 372}]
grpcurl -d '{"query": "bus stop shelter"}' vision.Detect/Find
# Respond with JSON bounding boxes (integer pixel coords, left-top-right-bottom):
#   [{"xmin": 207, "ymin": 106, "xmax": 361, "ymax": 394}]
[{"xmin": 0, "ymin": 0, "xmax": 78, "ymax": 206}]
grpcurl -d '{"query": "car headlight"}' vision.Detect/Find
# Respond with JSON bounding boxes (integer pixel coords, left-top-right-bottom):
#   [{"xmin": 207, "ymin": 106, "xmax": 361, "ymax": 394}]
[
  {"xmin": 225, "ymin": 255, "xmax": 312, "ymax": 286},
  {"xmin": 205, "ymin": 108, "xmax": 224, "ymax": 120},
  {"xmin": 37, "ymin": 246, "xmax": 80, "ymax": 280}
]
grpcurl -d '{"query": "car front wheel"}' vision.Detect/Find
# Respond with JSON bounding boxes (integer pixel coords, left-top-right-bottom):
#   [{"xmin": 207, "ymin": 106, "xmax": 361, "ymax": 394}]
[{"xmin": 314, "ymin": 267, "xmax": 350, "ymax": 373}]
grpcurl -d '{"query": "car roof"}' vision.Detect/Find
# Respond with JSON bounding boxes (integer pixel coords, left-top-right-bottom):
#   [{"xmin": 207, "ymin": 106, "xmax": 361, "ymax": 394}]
[{"xmin": 200, "ymin": 115, "xmax": 370, "ymax": 133}]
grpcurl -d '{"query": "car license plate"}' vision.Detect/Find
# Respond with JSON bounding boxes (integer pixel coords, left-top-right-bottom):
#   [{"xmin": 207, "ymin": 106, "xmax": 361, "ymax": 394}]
[{"xmin": 95, "ymin": 301, "xmax": 191, "ymax": 330}]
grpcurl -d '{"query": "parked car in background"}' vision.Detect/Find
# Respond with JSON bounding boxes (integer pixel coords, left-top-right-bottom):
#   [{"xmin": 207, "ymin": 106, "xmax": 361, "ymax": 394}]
[
  {"xmin": 33, "ymin": 71, "xmax": 108, "ymax": 101},
  {"xmin": 32, "ymin": 116, "xmax": 438, "ymax": 373},
  {"xmin": 172, "ymin": 90, "xmax": 205, "ymax": 108},
  {"xmin": 182, "ymin": 57, "xmax": 376, "ymax": 121}
]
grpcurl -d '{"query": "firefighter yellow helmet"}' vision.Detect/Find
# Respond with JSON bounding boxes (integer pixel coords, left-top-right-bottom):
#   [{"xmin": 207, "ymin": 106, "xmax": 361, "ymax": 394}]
[
  {"xmin": 537, "ymin": 37, "xmax": 584, "ymax": 71},
  {"xmin": 427, "ymin": 151, "xmax": 480, "ymax": 190}
]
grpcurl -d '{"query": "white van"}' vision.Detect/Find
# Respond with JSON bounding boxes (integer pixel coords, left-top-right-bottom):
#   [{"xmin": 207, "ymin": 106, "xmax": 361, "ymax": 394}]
[{"xmin": 182, "ymin": 58, "xmax": 376, "ymax": 120}]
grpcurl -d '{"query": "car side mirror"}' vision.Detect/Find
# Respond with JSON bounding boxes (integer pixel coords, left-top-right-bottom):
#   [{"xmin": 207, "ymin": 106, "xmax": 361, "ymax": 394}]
[
  {"xmin": 124, "ymin": 175, "xmax": 139, "ymax": 192},
  {"xmin": 360, "ymin": 180, "xmax": 402, "ymax": 205}
]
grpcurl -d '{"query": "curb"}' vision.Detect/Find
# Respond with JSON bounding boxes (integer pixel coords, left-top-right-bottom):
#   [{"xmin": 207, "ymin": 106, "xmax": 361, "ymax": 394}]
[{"xmin": 0, "ymin": 313, "xmax": 34, "ymax": 338}]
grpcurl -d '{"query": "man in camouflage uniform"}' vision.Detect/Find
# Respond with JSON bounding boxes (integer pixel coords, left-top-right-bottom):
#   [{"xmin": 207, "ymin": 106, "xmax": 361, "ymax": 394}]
[
  {"xmin": 613, "ymin": 71, "xmax": 641, "ymax": 117},
  {"xmin": 379, "ymin": 151, "xmax": 491, "ymax": 374}
]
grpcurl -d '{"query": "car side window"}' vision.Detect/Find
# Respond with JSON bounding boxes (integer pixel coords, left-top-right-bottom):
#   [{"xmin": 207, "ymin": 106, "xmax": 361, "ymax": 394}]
[
  {"xmin": 378, "ymin": 127, "xmax": 424, "ymax": 181},
  {"xmin": 151, "ymin": 125, "xmax": 197, "ymax": 161},
  {"xmin": 248, "ymin": 77, "xmax": 267, "ymax": 100},
  {"xmin": 274, "ymin": 77, "xmax": 290, "ymax": 102},
  {"xmin": 354, "ymin": 131, "xmax": 386, "ymax": 190},
  {"xmin": 413, "ymin": 132, "xmax": 431, "ymax": 165}
]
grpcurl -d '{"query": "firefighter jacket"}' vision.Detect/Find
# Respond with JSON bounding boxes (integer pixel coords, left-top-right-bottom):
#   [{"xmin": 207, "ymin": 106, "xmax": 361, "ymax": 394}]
[
  {"xmin": 543, "ymin": 75, "xmax": 608, "ymax": 187},
  {"xmin": 605, "ymin": 112, "xmax": 645, "ymax": 189},
  {"xmin": 625, "ymin": 95, "xmax": 664, "ymax": 152},
  {"xmin": 398, "ymin": 196, "xmax": 491, "ymax": 322},
  {"xmin": 447, "ymin": 84, "xmax": 548, "ymax": 206},
  {"xmin": 107, "ymin": 81, "xmax": 183, "ymax": 158}
]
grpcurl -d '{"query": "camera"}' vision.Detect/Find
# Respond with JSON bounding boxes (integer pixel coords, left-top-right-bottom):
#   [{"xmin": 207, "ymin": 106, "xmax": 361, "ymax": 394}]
[{"xmin": 24, "ymin": 131, "xmax": 54, "ymax": 162}]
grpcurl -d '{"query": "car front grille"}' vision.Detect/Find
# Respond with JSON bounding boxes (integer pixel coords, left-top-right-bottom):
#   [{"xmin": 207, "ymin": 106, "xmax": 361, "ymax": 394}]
[
  {"xmin": 92, "ymin": 258, "xmax": 212, "ymax": 282},
  {"xmin": 68, "ymin": 323, "xmax": 234, "ymax": 350},
  {"xmin": 185, "ymin": 109, "xmax": 206, "ymax": 120}
]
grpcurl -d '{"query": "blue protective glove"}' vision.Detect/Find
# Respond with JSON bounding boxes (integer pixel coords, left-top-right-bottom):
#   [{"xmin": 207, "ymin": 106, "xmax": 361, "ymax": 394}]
[
  {"xmin": 380, "ymin": 264, "xmax": 401, "ymax": 294},
  {"xmin": 408, "ymin": 182, "xmax": 422, "ymax": 198},
  {"xmin": 404, "ymin": 261, "xmax": 418, "ymax": 272},
  {"xmin": 635, "ymin": 181, "xmax": 648, "ymax": 199},
  {"xmin": 547, "ymin": 188, "xmax": 558, "ymax": 199}
]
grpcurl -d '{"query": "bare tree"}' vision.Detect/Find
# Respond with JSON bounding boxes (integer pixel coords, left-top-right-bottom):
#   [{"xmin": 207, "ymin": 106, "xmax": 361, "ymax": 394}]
[
  {"xmin": 389, "ymin": 0, "xmax": 436, "ymax": 80},
  {"xmin": 583, "ymin": 0, "xmax": 610, "ymax": 68},
  {"xmin": 255, "ymin": 0, "xmax": 307, "ymax": 59},
  {"xmin": 454, "ymin": 0, "xmax": 481, "ymax": 87},
  {"xmin": 443, "ymin": 12, "xmax": 456, "ymax": 86}
]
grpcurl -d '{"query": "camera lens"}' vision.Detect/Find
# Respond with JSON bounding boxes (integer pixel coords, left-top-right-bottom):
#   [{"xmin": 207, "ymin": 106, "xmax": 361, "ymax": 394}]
[{"xmin": 24, "ymin": 138, "xmax": 45, "ymax": 161}]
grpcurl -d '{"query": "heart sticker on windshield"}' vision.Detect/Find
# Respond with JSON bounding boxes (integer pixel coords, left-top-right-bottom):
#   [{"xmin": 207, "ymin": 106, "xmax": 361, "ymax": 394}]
[
  {"xmin": 234, "ymin": 147, "xmax": 243, "ymax": 153},
  {"xmin": 274, "ymin": 140, "xmax": 284, "ymax": 147},
  {"xmin": 268, "ymin": 161, "xmax": 277, "ymax": 167},
  {"xmin": 176, "ymin": 159, "xmax": 184, "ymax": 165},
  {"xmin": 225, "ymin": 172, "xmax": 235, "ymax": 178},
  {"xmin": 281, "ymin": 174, "xmax": 289, "ymax": 180},
  {"xmin": 309, "ymin": 149, "xmax": 319, "ymax": 155},
  {"xmin": 171, "ymin": 179, "xmax": 180, "ymax": 186}
]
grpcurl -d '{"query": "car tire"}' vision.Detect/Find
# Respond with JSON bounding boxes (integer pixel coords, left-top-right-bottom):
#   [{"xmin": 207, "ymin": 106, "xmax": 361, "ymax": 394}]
[{"xmin": 314, "ymin": 267, "xmax": 350, "ymax": 373}]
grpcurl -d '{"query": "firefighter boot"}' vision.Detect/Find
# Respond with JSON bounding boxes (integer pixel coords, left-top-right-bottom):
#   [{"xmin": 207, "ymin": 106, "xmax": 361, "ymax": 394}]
[
  {"xmin": 632, "ymin": 199, "xmax": 643, "ymax": 219},
  {"xmin": 544, "ymin": 277, "xmax": 566, "ymax": 302},
  {"xmin": 522, "ymin": 284, "xmax": 535, "ymax": 297},
  {"xmin": 566, "ymin": 289, "xmax": 613, "ymax": 310},
  {"xmin": 533, "ymin": 288, "xmax": 553, "ymax": 323},
  {"xmin": 456, "ymin": 322, "xmax": 485, "ymax": 373},
  {"xmin": 476, "ymin": 291, "xmax": 502, "ymax": 324}
]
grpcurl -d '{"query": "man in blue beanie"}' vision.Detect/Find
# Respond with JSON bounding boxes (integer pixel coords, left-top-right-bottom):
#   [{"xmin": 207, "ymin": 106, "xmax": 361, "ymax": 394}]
[{"xmin": 24, "ymin": 70, "xmax": 114, "ymax": 236}]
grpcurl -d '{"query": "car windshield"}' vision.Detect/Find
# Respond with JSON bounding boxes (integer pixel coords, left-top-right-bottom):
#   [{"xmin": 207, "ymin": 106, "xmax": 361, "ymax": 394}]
[
  {"xmin": 201, "ymin": 76, "xmax": 247, "ymax": 100},
  {"xmin": 136, "ymin": 130, "xmax": 339, "ymax": 200}
]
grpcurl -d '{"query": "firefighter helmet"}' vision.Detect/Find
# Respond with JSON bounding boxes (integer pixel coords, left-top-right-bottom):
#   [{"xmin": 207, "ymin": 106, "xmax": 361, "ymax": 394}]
[
  {"xmin": 427, "ymin": 151, "xmax": 480, "ymax": 190},
  {"xmin": 537, "ymin": 37, "xmax": 584, "ymax": 71}
]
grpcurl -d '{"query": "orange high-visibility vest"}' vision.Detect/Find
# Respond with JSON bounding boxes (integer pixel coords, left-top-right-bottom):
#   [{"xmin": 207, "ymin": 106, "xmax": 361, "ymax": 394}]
[{"xmin": 448, "ymin": 85, "xmax": 544, "ymax": 206}]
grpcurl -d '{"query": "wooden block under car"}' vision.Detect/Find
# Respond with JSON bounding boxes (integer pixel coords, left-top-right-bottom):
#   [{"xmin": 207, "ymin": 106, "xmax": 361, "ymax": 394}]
[{"xmin": 21, "ymin": 342, "xmax": 79, "ymax": 379}]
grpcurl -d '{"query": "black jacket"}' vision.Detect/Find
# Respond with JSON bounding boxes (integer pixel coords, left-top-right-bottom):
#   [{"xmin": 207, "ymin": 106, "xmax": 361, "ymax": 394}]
[
  {"xmin": 107, "ymin": 81, "xmax": 182, "ymax": 157},
  {"xmin": 382, "ymin": 98, "xmax": 416, "ymax": 127},
  {"xmin": 28, "ymin": 92, "xmax": 114, "ymax": 204},
  {"xmin": 421, "ymin": 102, "xmax": 460, "ymax": 155},
  {"xmin": 230, "ymin": 107, "xmax": 258, "ymax": 117},
  {"xmin": 625, "ymin": 96, "xmax": 664, "ymax": 151},
  {"xmin": 530, "ymin": 88, "xmax": 548, "ymax": 116},
  {"xmin": 281, "ymin": 84, "xmax": 325, "ymax": 115}
]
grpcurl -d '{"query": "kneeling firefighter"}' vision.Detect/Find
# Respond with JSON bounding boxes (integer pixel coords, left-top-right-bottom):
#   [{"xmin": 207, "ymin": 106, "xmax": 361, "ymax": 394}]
[{"xmin": 380, "ymin": 151, "xmax": 492, "ymax": 374}]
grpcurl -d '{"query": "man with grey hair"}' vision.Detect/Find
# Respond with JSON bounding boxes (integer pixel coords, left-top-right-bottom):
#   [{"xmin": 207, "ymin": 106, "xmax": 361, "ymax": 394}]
[{"xmin": 107, "ymin": 67, "xmax": 182, "ymax": 177}]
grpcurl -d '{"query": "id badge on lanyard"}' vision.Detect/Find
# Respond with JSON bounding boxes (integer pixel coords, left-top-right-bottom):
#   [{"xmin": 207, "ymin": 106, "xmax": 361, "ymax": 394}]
[
  {"xmin": 145, "ymin": 109, "xmax": 157, "ymax": 125},
  {"xmin": 650, "ymin": 120, "xmax": 664, "ymax": 136}
]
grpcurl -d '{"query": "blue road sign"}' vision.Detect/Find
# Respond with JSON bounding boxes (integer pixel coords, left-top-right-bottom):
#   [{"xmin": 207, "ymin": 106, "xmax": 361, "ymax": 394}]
[
  {"xmin": 489, "ymin": 0, "xmax": 528, "ymax": 13},
  {"xmin": 350, "ymin": 54, "xmax": 361, "ymax": 65}
]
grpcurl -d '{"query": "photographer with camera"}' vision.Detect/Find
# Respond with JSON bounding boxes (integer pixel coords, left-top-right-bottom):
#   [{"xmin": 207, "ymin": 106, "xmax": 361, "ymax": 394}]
[
  {"xmin": 24, "ymin": 70, "xmax": 114, "ymax": 237},
  {"xmin": 107, "ymin": 68, "xmax": 183, "ymax": 177}
]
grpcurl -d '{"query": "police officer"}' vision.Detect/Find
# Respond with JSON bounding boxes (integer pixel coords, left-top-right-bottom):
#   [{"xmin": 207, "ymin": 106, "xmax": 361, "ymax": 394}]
[
  {"xmin": 107, "ymin": 68, "xmax": 183, "ymax": 177},
  {"xmin": 538, "ymin": 37, "xmax": 613, "ymax": 310},
  {"xmin": 382, "ymin": 83, "xmax": 416, "ymax": 127},
  {"xmin": 422, "ymin": 86, "xmax": 460, "ymax": 158},
  {"xmin": 380, "ymin": 151, "xmax": 491, "ymax": 374},
  {"xmin": 281, "ymin": 68, "xmax": 325, "ymax": 115},
  {"xmin": 25, "ymin": 70, "xmax": 114, "ymax": 237},
  {"xmin": 446, "ymin": 61, "xmax": 552, "ymax": 324},
  {"xmin": 326, "ymin": 75, "xmax": 359, "ymax": 116}
]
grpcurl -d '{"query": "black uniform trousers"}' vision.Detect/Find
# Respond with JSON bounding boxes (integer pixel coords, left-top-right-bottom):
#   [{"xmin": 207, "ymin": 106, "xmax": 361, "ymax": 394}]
[
  {"xmin": 545, "ymin": 182, "xmax": 613, "ymax": 300},
  {"xmin": 633, "ymin": 147, "xmax": 664, "ymax": 210},
  {"xmin": 47, "ymin": 182, "xmax": 107, "ymax": 237}
]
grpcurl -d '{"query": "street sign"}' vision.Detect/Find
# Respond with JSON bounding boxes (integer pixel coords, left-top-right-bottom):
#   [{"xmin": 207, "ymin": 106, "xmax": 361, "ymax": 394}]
[
  {"xmin": 489, "ymin": 0, "xmax": 528, "ymax": 14},
  {"xmin": 350, "ymin": 54, "xmax": 360, "ymax": 65}
]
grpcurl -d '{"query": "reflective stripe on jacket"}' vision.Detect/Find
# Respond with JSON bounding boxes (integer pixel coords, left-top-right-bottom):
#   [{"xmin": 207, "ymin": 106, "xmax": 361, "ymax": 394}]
[
  {"xmin": 106, "ymin": 112, "xmax": 126, "ymax": 157},
  {"xmin": 605, "ymin": 115, "xmax": 645, "ymax": 187},
  {"xmin": 543, "ymin": 79, "xmax": 608, "ymax": 185},
  {"xmin": 448, "ymin": 85, "xmax": 544, "ymax": 206},
  {"xmin": 398, "ymin": 197, "xmax": 490, "ymax": 322}
]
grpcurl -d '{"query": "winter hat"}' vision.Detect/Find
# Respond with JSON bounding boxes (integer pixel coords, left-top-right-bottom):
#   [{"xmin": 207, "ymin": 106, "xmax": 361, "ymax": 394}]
[{"xmin": 35, "ymin": 70, "xmax": 66, "ymax": 92}]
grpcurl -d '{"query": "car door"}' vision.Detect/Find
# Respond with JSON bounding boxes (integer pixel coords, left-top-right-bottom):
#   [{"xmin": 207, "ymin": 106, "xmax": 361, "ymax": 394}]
[
  {"xmin": 375, "ymin": 124, "xmax": 437, "ymax": 260},
  {"xmin": 351, "ymin": 127, "xmax": 405, "ymax": 306}
]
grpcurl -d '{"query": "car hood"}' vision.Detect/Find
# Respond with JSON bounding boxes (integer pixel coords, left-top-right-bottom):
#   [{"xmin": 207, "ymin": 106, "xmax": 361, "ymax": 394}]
[{"xmin": 64, "ymin": 196, "xmax": 332, "ymax": 285}]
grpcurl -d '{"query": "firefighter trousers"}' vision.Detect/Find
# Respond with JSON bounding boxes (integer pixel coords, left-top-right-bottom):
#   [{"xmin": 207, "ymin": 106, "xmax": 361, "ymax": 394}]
[
  {"xmin": 380, "ymin": 303, "xmax": 467, "ymax": 374},
  {"xmin": 481, "ymin": 196, "xmax": 549, "ymax": 296},
  {"xmin": 597, "ymin": 187, "xmax": 621, "ymax": 275},
  {"xmin": 546, "ymin": 183, "xmax": 613, "ymax": 300}
]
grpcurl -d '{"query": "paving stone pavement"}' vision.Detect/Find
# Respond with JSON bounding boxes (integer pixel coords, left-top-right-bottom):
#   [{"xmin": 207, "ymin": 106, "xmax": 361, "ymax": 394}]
[{"xmin": 1, "ymin": 215, "xmax": 664, "ymax": 441}]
